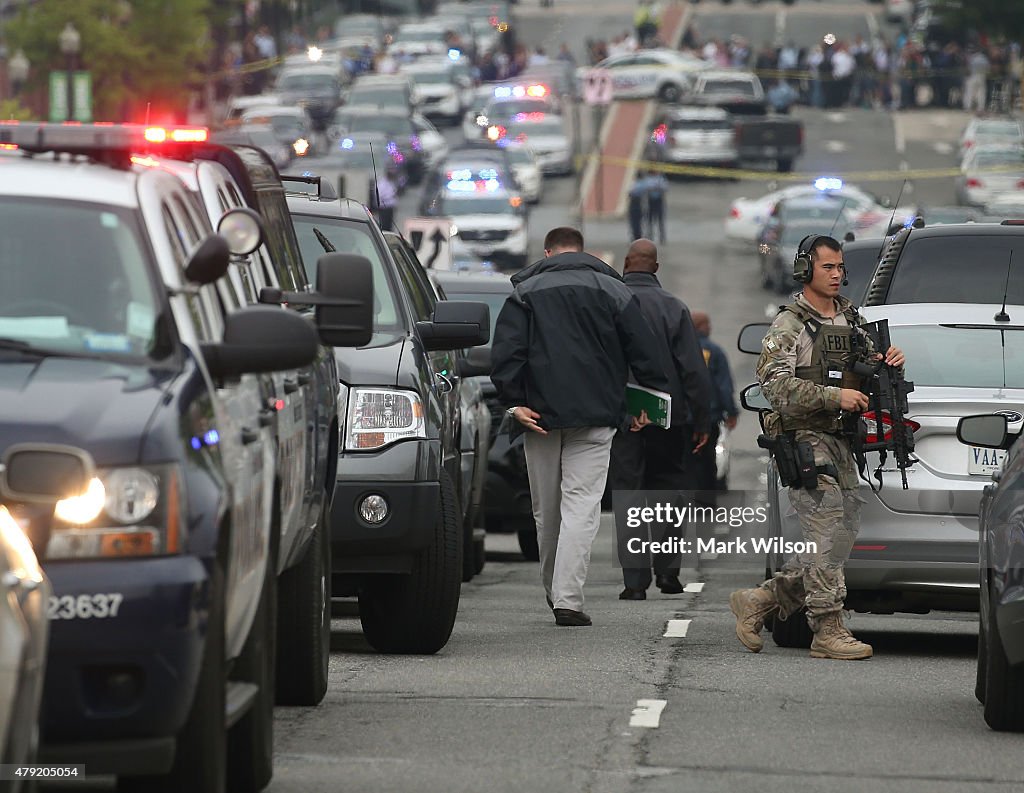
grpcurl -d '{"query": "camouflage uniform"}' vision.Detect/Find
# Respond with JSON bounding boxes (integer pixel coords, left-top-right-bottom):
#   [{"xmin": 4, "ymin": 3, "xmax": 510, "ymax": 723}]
[{"xmin": 756, "ymin": 292, "xmax": 872, "ymax": 631}]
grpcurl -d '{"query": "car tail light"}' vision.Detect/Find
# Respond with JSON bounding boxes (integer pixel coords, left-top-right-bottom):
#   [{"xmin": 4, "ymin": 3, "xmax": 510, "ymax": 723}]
[
  {"xmin": 862, "ymin": 411, "xmax": 920, "ymax": 444},
  {"xmin": 730, "ymin": 206, "xmax": 741, "ymax": 219},
  {"xmin": 966, "ymin": 178, "xmax": 983, "ymax": 188}
]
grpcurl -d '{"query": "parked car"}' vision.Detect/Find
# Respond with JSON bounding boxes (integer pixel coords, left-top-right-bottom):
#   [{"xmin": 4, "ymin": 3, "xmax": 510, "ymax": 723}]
[
  {"xmin": 0, "ymin": 447, "xmax": 76, "ymax": 793},
  {"xmin": 330, "ymin": 108, "xmax": 428, "ymax": 183},
  {"xmin": 240, "ymin": 105, "xmax": 315, "ymax": 158},
  {"xmin": 427, "ymin": 271, "xmax": 538, "ymax": 560},
  {"xmin": 343, "ymin": 73, "xmax": 420, "ymax": 115},
  {"xmin": 400, "ymin": 59, "xmax": 473, "ymax": 124},
  {"xmin": 577, "ymin": 48, "xmax": 709, "ymax": 103},
  {"xmin": 502, "ymin": 142, "xmax": 544, "ymax": 204},
  {"xmin": 645, "ymin": 106, "xmax": 738, "ymax": 169},
  {"xmin": 955, "ymin": 144, "xmax": 1024, "ymax": 207},
  {"xmin": 957, "ymin": 412, "xmax": 1024, "ymax": 731},
  {"xmin": 959, "ymin": 116, "xmax": 1024, "ymax": 160},
  {"xmin": 863, "ymin": 222, "xmax": 1024, "ymax": 307},
  {"xmin": 0, "ymin": 122, "xmax": 372, "ymax": 792},
  {"xmin": 739, "ymin": 301, "xmax": 1024, "ymax": 647},
  {"xmin": 684, "ymin": 69, "xmax": 767, "ymax": 115},
  {"xmin": 153, "ymin": 146, "xmax": 347, "ymax": 708},
  {"xmin": 283, "ymin": 184, "xmax": 490, "ymax": 653},
  {"xmin": 494, "ymin": 112, "xmax": 573, "ymax": 176}
]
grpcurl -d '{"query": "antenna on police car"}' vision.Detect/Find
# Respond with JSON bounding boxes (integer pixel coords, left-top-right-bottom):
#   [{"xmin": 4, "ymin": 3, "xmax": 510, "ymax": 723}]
[
  {"xmin": 995, "ymin": 251, "xmax": 1013, "ymax": 323},
  {"xmin": 880, "ymin": 179, "xmax": 908, "ymax": 252},
  {"xmin": 368, "ymin": 142, "xmax": 383, "ymax": 216}
]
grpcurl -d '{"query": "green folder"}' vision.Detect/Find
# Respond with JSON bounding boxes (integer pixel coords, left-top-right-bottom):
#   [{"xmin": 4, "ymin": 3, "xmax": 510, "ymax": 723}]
[{"xmin": 626, "ymin": 384, "xmax": 672, "ymax": 429}]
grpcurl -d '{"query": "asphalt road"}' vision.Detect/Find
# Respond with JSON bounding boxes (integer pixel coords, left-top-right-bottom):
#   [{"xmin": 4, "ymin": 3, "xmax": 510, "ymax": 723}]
[{"xmin": 44, "ymin": 2, "xmax": 1017, "ymax": 792}]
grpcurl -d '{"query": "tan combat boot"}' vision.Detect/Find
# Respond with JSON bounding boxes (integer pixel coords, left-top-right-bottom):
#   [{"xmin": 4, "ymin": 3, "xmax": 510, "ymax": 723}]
[
  {"xmin": 809, "ymin": 612, "xmax": 873, "ymax": 660},
  {"xmin": 728, "ymin": 588, "xmax": 778, "ymax": 653}
]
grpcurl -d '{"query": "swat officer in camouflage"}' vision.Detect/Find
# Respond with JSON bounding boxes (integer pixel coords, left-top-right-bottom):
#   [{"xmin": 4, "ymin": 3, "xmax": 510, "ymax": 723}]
[{"xmin": 729, "ymin": 235, "xmax": 905, "ymax": 660}]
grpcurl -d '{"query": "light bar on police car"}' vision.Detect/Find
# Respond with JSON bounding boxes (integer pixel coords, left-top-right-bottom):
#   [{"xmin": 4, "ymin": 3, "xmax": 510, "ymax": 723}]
[
  {"xmin": 814, "ymin": 177, "xmax": 844, "ymax": 191},
  {"xmin": 0, "ymin": 121, "xmax": 209, "ymax": 154}
]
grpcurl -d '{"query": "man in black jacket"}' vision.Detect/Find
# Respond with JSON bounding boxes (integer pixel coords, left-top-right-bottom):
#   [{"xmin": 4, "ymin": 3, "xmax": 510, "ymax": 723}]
[
  {"xmin": 491, "ymin": 227, "xmax": 671, "ymax": 627},
  {"xmin": 610, "ymin": 239, "xmax": 712, "ymax": 600}
]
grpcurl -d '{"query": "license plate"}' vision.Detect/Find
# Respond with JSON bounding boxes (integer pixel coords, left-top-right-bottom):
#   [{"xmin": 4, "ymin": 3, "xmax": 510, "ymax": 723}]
[{"xmin": 967, "ymin": 445, "xmax": 1006, "ymax": 475}]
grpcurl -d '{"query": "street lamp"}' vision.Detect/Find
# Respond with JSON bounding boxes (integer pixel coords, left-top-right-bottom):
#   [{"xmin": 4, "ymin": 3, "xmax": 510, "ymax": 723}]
[
  {"xmin": 58, "ymin": 22, "xmax": 80, "ymax": 121},
  {"xmin": 8, "ymin": 49, "xmax": 27, "ymax": 97}
]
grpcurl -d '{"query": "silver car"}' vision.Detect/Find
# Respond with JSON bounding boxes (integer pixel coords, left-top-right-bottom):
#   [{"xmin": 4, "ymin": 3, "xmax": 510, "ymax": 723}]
[
  {"xmin": 748, "ymin": 303, "xmax": 1024, "ymax": 643},
  {"xmin": 956, "ymin": 144, "xmax": 1024, "ymax": 207}
]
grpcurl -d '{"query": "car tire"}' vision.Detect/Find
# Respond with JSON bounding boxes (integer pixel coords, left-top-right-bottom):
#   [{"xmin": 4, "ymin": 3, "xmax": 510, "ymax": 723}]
[
  {"xmin": 659, "ymin": 83, "xmax": 682, "ymax": 104},
  {"xmin": 116, "ymin": 565, "xmax": 227, "ymax": 793},
  {"xmin": 275, "ymin": 501, "xmax": 331, "ymax": 706},
  {"xmin": 771, "ymin": 607, "xmax": 813, "ymax": 648},
  {"xmin": 358, "ymin": 470, "xmax": 462, "ymax": 654},
  {"xmin": 983, "ymin": 595, "xmax": 1024, "ymax": 730},
  {"xmin": 227, "ymin": 556, "xmax": 276, "ymax": 792},
  {"xmin": 777, "ymin": 158, "xmax": 794, "ymax": 173}
]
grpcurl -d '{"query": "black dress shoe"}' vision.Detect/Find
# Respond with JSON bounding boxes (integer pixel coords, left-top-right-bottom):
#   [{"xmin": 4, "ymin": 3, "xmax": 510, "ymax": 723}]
[
  {"xmin": 553, "ymin": 608, "xmax": 592, "ymax": 626},
  {"xmin": 656, "ymin": 575, "xmax": 685, "ymax": 594},
  {"xmin": 619, "ymin": 587, "xmax": 647, "ymax": 601}
]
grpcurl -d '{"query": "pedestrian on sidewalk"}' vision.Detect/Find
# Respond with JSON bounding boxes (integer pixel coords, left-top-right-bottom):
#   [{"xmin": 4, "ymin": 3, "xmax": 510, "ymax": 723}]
[
  {"xmin": 643, "ymin": 169, "xmax": 668, "ymax": 244},
  {"xmin": 491, "ymin": 228, "xmax": 672, "ymax": 627},
  {"xmin": 610, "ymin": 240, "xmax": 711, "ymax": 601}
]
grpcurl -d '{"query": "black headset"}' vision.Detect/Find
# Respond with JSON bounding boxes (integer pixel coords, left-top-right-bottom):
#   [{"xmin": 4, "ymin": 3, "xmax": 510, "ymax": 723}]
[{"xmin": 793, "ymin": 234, "xmax": 847, "ymax": 285}]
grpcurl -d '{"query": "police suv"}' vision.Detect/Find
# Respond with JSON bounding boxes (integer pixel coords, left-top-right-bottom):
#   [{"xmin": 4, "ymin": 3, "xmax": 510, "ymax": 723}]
[{"xmin": 0, "ymin": 123, "xmax": 371, "ymax": 792}]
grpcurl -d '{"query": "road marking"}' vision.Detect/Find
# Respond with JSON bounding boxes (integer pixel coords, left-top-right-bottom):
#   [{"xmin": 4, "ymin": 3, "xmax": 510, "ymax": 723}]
[
  {"xmin": 825, "ymin": 140, "xmax": 847, "ymax": 153},
  {"xmin": 774, "ymin": 7, "xmax": 787, "ymax": 47},
  {"xmin": 893, "ymin": 114, "xmax": 906, "ymax": 154},
  {"xmin": 629, "ymin": 699, "xmax": 667, "ymax": 728},
  {"xmin": 933, "ymin": 141, "xmax": 954, "ymax": 155},
  {"xmin": 826, "ymin": 112, "xmax": 846, "ymax": 124},
  {"xmin": 683, "ymin": 582, "xmax": 704, "ymax": 593},
  {"xmin": 664, "ymin": 619, "xmax": 691, "ymax": 638},
  {"xmin": 899, "ymin": 160, "xmax": 909, "ymax": 171}
]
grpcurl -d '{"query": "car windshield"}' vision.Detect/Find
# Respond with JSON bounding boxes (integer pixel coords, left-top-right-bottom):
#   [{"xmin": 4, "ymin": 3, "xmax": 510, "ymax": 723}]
[
  {"xmin": 442, "ymin": 196, "xmax": 514, "ymax": 215},
  {"xmin": 0, "ymin": 199, "xmax": 161, "ymax": 359},
  {"xmin": 290, "ymin": 215, "xmax": 402, "ymax": 331},
  {"xmin": 886, "ymin": 236, "xmax": 1024, "ymax": 304},
  {"xmin": 701, "ymin": 79, "xmax": 756, "ymax": 95},
  {"xmin": 975, "ymin": 122, "xmax": 1021, "ymax": 137},
  {"xmin": 348, "ymin": 87, "xmax": 409, "ymax": 106},
  {"xmin": 344, "ymin": 115, "xmax": 412, "ymax": 137},
  {"xmin": 889, "ymin": 325, "xmax": 1024, "ymax": 388},
  {"xmin": 506, "ymin": 118, "xmax": 564, "ymax": 137},
  {"xmin": 394, "ymin": 29, "xmax": 445, "ymax": 44},
  {"xmin": 779, "ymin": 201, "xmax": 850, "ymax": 223},
  {"xmin": 410, "ymin": 71, "xmax": 452, "ymax": 86},
  {"xmin": 278, "ymin": 73, "xmax": 337, "ymax": 92}
]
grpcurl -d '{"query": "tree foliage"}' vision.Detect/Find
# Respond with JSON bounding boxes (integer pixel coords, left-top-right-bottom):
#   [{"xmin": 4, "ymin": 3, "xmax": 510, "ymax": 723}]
[
  {"xmin": 934, "ymin": 0, "xmax": 1024, "ymax": 42},
  {"xmin": 8, "ymin": 0, "xmax": 211, "ymax": 121}
]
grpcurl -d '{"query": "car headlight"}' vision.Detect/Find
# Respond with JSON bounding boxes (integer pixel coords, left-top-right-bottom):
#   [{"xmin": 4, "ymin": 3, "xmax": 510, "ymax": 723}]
[
  {"xmin": 50, "ymin": 464, "xmax": 184, "ymax": 559},
  {"xmin": 345, "ymin": 388, "xmax": 426, "ymax": 451}
]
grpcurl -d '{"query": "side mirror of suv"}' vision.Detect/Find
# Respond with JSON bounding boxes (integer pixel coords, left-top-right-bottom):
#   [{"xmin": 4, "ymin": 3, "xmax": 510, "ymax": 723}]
[
  {"xmin": 202, "ymin": 305, "xmax": 319, "ymax": 378},
  {"xmin": 1, "ymin": 444, "xmax": 95, "ymax": 504},
  {"xmin": 184, "ymin": 234, "xmax": 231, "ymax": 285},
  {"xmin": 737, "ymin": 322, "xmax": 770, "ymax": 354},
  {"xmin": 256, "ymin": 254, "xmax": 374, "ymax": 348},
  {"xmin": 417, "ymin": 301, "xmax": 490, "ymax": 352}
]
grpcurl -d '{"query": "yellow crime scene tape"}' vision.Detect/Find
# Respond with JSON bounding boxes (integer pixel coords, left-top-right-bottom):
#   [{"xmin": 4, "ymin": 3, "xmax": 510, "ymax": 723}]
[{"xmin": 574, "ymin": 152, "xmax": 1024, "ymax": 183}]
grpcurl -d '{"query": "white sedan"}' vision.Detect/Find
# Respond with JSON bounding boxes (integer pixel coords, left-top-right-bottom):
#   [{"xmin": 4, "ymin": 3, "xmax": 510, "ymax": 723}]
[
  {"xmin": 502, "ymin": 142, "xmax": 544, "ymax": 204},
  {"xmin": 727, "ymin": 180, "xmax": 908, "ymax": 244},
  {"xmin": 576, "ymin": 48, "xmax": 710, "ymax": 103}
]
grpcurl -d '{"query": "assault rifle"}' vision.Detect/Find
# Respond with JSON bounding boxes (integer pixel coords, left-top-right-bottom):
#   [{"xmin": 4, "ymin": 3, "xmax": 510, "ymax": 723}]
[{"xmin": 846, "ymin": 319, "xmax": 916, "ymax": 489}]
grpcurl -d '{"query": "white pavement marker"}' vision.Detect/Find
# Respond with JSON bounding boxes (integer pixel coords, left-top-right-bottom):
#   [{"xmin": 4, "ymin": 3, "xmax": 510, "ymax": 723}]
[
  {"xmin": 629, "ymin": 699, "xmax": 667, "ymax": 728},
  {"xmin": 825, "ymin": 140, "xmax": 848, "ymax": 153},
  {"xmin": 664, "ymin": 619, "xmax": 691, "ymax": 638},
  {"xmin": 683, "ymin": 582, "xmax": 704, "ymax": 593}
]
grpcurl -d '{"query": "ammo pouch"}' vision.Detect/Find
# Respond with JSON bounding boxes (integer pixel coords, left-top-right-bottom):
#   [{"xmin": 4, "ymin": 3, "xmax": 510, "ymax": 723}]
[{"xmin": 757, "ymin": 431, "xmax": 839, "ymax": 491}]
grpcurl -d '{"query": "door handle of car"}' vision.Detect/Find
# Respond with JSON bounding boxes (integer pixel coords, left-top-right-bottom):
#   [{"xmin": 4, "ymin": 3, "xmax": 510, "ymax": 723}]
[
  {"xmin": 284, "ymin": 378, "xmax": 300, "ymax": 394},
  {"xmin": 258, "ymin": 409, "xmax": 275, "ymax": 427},
  {"xmin": 241, "ymin": 427, "xmax": 260, "ymax": 445},
  {"xmin": 297, "ymin": 373, "xmax": 311, "ymax": 386}
]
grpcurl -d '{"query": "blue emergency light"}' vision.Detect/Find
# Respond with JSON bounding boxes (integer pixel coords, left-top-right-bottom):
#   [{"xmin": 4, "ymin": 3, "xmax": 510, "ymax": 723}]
[{"xmin": 814, "ymin": 177, "xmax": 844, "ymax": 191}]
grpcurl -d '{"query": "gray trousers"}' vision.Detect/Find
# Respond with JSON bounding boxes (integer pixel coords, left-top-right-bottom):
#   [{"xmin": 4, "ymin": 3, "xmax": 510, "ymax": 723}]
[{"xmin": 524, "ymin": 426, "xmax": 616, "ymax": 611}]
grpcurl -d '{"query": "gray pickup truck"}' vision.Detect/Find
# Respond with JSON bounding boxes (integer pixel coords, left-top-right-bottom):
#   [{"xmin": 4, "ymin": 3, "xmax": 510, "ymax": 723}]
[{"xmin": 684, "ymin": 70, "xmax": 804, "ymax": 172}]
